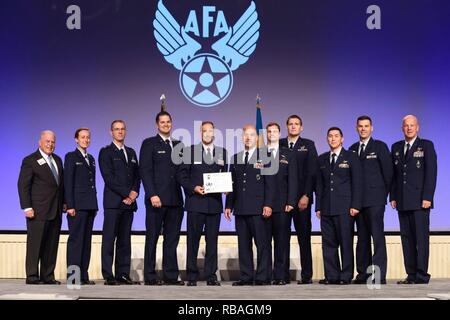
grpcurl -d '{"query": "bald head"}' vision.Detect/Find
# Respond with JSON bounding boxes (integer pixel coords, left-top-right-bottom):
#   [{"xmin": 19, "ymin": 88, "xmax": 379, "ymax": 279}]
[
  {"xmin": 39, "ymin": 130, "xmax": 56, "ymax": 156},
  {"xmin": 402, "ymin": 115, "xmax": 419, "ymax": 141}
]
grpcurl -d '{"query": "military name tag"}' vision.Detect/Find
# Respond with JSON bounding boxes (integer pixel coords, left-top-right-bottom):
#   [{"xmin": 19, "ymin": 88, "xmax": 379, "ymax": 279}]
[
  {"xmin": 413, "ymin": 151, "xmax": 424, "ymax": 158},
  {"xmin": 157, "ymin": 150, "xmax": 166, "ymax": 154},
  {"xmin": 75, "ymin": 162, "xmax": 83, "ymax": 165},
  {"xmin": 203, "ymin": 172, "xmax": 233, "ymax": 193},
  {"xmin": 366, "ymin": 153, "xmax": 377, "ymax": 159},
  {"xmin": 37, "ymin": 158, "xmax": 46, "ymax": 166}
]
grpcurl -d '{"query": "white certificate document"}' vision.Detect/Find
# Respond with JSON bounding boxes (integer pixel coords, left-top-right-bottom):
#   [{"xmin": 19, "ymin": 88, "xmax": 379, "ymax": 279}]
[{"xmin": 203, "ymin": 172, "xmax": 233, "ymax": 193}]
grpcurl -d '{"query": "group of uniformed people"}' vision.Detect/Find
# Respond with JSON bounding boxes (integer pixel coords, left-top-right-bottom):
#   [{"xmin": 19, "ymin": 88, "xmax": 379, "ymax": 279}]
[{"xmin": 17, "ymin": 112, "xmax": 437, "ymax": 286}]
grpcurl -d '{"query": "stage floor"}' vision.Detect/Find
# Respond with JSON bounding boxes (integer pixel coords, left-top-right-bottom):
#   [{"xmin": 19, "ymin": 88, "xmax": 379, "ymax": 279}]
[{"xmin": 0, "ymin": 279, "xmax": 450, "ymax": 300}]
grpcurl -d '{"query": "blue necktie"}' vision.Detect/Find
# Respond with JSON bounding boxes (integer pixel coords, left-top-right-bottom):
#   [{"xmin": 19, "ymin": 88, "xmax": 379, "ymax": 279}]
[{"xmin": 48, "ymin": 155, "xmax": 59, "ymax": 184}]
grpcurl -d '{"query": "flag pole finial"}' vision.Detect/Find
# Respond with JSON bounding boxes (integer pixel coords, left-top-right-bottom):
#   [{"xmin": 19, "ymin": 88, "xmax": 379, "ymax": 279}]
[{"xmin": 160, "ymin": 94, "xmax": 166, "ymax": 112}]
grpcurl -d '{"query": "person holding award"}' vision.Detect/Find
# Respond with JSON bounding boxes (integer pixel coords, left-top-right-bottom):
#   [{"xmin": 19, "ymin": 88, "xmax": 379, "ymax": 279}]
[{"xmin": 178, "ymin": 121, "xmax": 228, "ymax": 286}]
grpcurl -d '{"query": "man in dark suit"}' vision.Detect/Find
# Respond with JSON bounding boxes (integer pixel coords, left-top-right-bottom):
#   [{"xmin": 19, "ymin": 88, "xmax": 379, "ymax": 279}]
[
  {"xmin": 280, "ymin": 115, "xmax": 318, "ymax": 284},
  {"xmin": 139, "ymin": 111, "xmax": 184, "ymax": 286},
  {"xmin": 18, "ymin": 130, "xmax": 64, "ymax": 285},
  {"xmin": 390, "ymin": 115, "xmax": 437, "ymax": 284},
  {"xmin": 64, "ymin": 128, "xmax": 98, "ymax": 285},
  {"xmin": 225, "ymin": 125, "xmax": 275, "ymax": 286},
  {"xmin": 99, "ymin": 120, "xmax": 141, "ymax": 285},
  {"xmin": 316, "ymin": 127, "xmax": 363, "ymax": 285},
  {"xmin": 178, "ymin": 121, "xmax": 227, "ymax": 286},
  {"xmin": 349, "ymin": 116, "xmax": 393, "ymax": 285},
  {"xmin": 266, "ymin": 122, "xmax": 298, "ymax": 285}
]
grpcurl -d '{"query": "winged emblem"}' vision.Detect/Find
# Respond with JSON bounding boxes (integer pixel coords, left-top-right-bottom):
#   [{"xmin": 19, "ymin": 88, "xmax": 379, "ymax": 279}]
[
  {"xmin": 212, "ymin": 1, "xmax": 260, "ymax": 71},
  {"xmin": 153, "ymin": 0, "xmax": 201, "ymax": 70}
]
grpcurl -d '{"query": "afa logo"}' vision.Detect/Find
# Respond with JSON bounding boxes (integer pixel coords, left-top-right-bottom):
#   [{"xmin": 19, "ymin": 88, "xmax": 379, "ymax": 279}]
[{"xmin": 153, "ymin": 1, "xmax": 260, "ymax": 107}]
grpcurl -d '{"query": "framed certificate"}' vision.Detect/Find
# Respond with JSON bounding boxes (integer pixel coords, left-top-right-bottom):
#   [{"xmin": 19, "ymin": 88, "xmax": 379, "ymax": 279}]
[{"xmin": 203, "ymin": 172, "xmax": 233, "ymax": 193}]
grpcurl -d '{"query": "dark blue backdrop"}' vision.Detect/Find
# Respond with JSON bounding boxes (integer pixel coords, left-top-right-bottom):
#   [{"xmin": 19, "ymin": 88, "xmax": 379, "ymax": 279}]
[{"xmin": 1, "ymin": 0, "xmax": 449, "ymax": 231}]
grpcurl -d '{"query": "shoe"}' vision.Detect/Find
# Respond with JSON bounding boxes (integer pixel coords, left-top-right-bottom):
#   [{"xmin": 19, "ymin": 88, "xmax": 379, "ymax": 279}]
[
  {"xmin": 318, "ymin": 278, "xmax": 340, "ymax": 285},
  {"xmin": 232, "ymin": 280, "xmax": 253, "ymax": 286},
  {"xmin": 397, "ymin": 278, "xmax": 415, "ymax": 284},
  {"xmin": 187, "ymin": 281, "xmax": 197, "ymax": 286},
  {"xmin": 25, "ymin": 279, "xmax": 42, "ymax": 285},
  {"xmin": 144, "ymin": 279, "xmax": 164, "ymax": 286},
  {"xmin": 284, "ymin": 280, "xmax": 291, "ymax": 284},
  {"xmin": 116, "ymin": 275, "xmax": 134, "ymax": 285},
  {"xmin": 81, "ymin": 280, "xmax": 96, "ymax": 285},
  {"xmin": 104, "ymin": 277, "xmax": 119, "ymax": 285},
  {"xmin": 254, "ymin": 280, "xmax": 271, "ymax": 286},
  {"xmin": 206, "ymin": 280, "xmax": 221, "ymax": 286},
  {"xmin": 351, "ymin": 278, "xmax": 367, "ymax": 284},
  {"xmin": 272, "ymin": 280, "xmax": 286, "ymax": 285},
  {"xmin": 297, "ymin": 278, "xmax": 313, "ymax": 284},
  {"xmin": 340, "ymin": 279, "xmax": 351, "ymax": 285},
  {"xmin": 380, "ymin": 279, "xmax": 387, "ymax": 285},
  {"xmin": 164, "ymin": 279, "xmax": 185, "ymax": 286},
  {"xmin": 42, "ymin": 280, "xmax": 61, "ymax": 285},
  {"xmin": 414, "ymin": 279, "xmax": 429, "ymax": 284}
]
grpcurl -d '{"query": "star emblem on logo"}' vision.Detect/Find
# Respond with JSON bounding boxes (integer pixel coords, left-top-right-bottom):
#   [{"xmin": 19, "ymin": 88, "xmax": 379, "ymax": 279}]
[{"xmin": 180, "ymin": 54, "xmax": 233, "ymax": 107}]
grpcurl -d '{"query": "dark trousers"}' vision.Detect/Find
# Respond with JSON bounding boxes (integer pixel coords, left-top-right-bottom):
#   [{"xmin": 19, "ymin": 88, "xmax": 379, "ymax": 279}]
[
  {"xmin": 355, "ymin": 205, "xmax": 387, "ymax": 281},
  {"xmin": 144, "ymin": 205, "xmax": 183, "ymax": 281},
  {"xmin": 289, "ymin": 206, "xmax": 313, "ymax": 280},
  {"xmin": 101, "ymin": 209, "xmax": 134, "ymax": 279},
  {"xmin": 235, "ymin": 215, "xmax": 272, "ymax": 282},
  {"xmin": 271, "ymin": 211, "xmax": 291, "ymax": 281},
  {"xmin": 398, "ymin": 209, "xmax": 430, "ymax": 283},
  {"xmin": 186, "ymin": 211, "xmax": 221, "ymax": 281},
  {"xmin": 67, "ymin": 210, "xmax": 96, "ymax": 281},
  {"xmin": 25, "ymin": 216, "xmax": 62, "ymax": 282},
  {"xmin": 320, "ymin": 214, "xmax": 355, "ymax": 281}
]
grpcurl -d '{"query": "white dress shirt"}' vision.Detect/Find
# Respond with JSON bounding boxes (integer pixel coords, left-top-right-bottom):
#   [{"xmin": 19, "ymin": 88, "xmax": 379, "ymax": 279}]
[
  {"xmin": 159, "ymin": 133, "xmax": 173, "ymax": 149},
  {"xmin": 404, "ymin": 136, "xmax": 417, "ymax": 155},
  {"xmin": 330, "ymin": 147, "xmax": 342, "ymax": 164},
  {"xmin": 77, "ymin": 147, "xmax": 90, "ymax": 165},
  {"xmin": 25, "ymin": 149, "xmax": 59, "ymax": 213},
  {"xmin": 113, "ymin": 141, "xmax": 128, "ymax": 163},
  {"xmin": 243, "ymin": 147, "xmax": 256, "ymax": 163},
  {"xmin": 359, "ymin": 137, "xmax": 371, "ymax": 156},
  {"xmin": 267, "ymin": 144, "xmax": 279, "ymax": 158}
]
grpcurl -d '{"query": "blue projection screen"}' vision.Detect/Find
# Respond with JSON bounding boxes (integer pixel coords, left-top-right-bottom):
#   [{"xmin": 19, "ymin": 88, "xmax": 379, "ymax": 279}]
[{"xmin": 1, "ymin": 0, "xmax": 449, "ymax": 231}]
